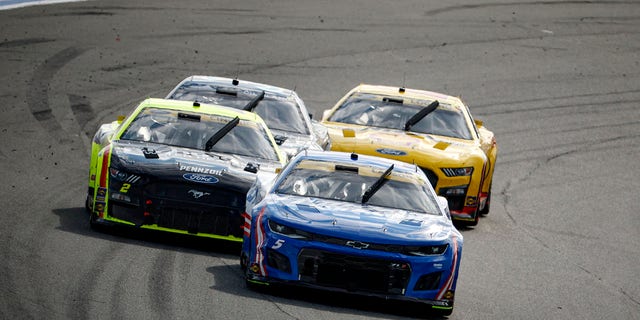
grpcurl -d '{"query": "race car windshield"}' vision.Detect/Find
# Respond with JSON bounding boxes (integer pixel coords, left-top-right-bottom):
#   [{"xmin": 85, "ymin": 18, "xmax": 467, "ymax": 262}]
[
  {"xmin": 329, "ymin": 93, "xmax": 473, "ymax": 140},
  {"xmin": 275, "ymin": 160, "xmax": 440, "ymax": 215},
  {"xmin": 119, "ymin": 107, "xmax": 280, "ymax": 161},
  {"xmin": 169, "ymin": 82, "xmax": 310, "ymax": 135}
]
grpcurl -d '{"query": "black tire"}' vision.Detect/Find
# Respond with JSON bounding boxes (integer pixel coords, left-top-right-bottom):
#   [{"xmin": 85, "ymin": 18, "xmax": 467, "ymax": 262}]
[
  {"xmin": 431, "ymin": 307, "xmax": 453, "ymax": 317},
  {"xmin": 240, "ymin": 252, "xmax": 248, "ymax": 271},
  {"xmin": 244, "ymin": 273, "xmax": 267, "ymax": 292},
  {"xmin": 88, "ymin": 210, "xmax": 108, "ymax": 233},
  {"xmin": 245, "ymin": 278, "xmax": 259, "ymax": 291},
  {"xmin": 86, "ymin": 194, "xmax": 102, "ymax": 231},
  {"xmin": 89, "ymin": 211, "xmax": 99, "ymax": 230},
  {"xmin": 467, "ymin": 213, "xmax": 479, "ymax": 226},
  {"xmin": 459, "ymin": 209, "xmax": 479, "ymax": 227}
]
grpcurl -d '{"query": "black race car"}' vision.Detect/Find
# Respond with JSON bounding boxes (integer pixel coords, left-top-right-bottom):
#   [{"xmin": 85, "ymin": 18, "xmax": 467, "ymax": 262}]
[{"xmin": 86, "ymin": 98, "xmax": 286, "ymax": 241}]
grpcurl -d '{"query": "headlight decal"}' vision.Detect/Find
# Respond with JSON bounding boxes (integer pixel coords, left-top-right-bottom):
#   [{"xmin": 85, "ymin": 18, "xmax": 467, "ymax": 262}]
[
  {"xmin": 268, "ymin": 220, "xmax": 310, "ymax": 240},
  {"xmin": 441, "ymin": 167, "xmax": 473, "ymax": 177},
  {"xmin": 109, "ymin": 167, "xmax": 141, "ymax": 184},
  {"xmin": 407, "ymin": 244, "xmax": 449, "ymax": 256}
]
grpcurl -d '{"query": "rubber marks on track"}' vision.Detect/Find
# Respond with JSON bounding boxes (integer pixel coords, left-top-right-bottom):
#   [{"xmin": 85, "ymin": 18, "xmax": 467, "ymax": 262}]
[
  {"xmin": 68, "ymin": 93, "xmax": 96, "ymax": 135},
  {"xmin": 27, "ymin": 46, "xmax": 89, "ymax": 143}
]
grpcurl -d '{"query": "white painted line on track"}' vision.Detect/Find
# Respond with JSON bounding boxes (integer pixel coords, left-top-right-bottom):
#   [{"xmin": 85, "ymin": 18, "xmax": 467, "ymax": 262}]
[{"xmin": 0, "ymin": 0, "xmax": 87, "ymax": 11}]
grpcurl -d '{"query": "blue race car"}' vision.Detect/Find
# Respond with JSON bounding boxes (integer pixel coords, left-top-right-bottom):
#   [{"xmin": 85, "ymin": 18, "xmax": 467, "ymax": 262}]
[{"xmin": 241, "ymin": 150, "xmax": 463, "ymax": 316}]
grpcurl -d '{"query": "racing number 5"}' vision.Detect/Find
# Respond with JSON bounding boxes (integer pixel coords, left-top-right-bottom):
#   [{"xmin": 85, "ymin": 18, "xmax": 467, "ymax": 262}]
[{"xmin": 271, "ymin": 239, "xmax": 285, "ymax": 249}]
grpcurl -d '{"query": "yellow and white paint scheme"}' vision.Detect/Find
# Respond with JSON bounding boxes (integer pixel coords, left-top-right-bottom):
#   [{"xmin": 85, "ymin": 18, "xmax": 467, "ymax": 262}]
[{"xmin": 321, "ymin": 84, "xmax": 497, "ymax": 226}]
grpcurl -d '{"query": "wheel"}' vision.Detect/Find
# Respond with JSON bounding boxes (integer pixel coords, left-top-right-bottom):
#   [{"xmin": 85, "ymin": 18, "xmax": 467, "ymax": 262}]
[
  {"xmin": 467, "ymin": 211, "xmax": 479, "ymax": 226},
  {"xmin": 89, "ymin": 210, "xmax": 100, "ymax": 230},
  {"xmin": 431, "ymin": 307, "xmax": 453, "ymax": 317},
  {"xmin": 240, "ymin": 252, "xmax": 248, "ymax": 271},
  {"xmin": 244, "ymin": 269, "xmax": 267, "ymax": 292},
  {"xmin": 88, "ymin": 209, "xmax": 108, "ymax": 233},
  {"xmin": 455, "ymin": 208, "xmax": 479, "ymax": 227}
]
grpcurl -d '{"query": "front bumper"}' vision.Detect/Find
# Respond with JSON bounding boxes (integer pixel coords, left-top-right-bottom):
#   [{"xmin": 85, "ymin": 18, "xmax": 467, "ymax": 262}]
[
  {"xmin": 246, "ymin": 272, "xmax": 454, "ymax": 310},
  {"xmin": 244, "ymin": 233, "xmax": 461, "ymax": 309}
]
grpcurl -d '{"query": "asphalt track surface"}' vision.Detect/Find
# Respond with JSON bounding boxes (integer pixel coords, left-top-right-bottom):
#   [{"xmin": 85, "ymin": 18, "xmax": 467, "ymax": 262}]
[{"xmin": 1, "ymin": 1, "xmax": 639, "ymax": 319}]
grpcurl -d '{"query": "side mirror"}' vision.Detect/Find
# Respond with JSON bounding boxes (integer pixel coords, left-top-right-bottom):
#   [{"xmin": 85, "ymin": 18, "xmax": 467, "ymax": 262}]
[
  {"xmin": 474, "ymin": 119, "xmax": 484, "ymax": 127},
  {"xmin": 437, "ymin": 196, "xmax": 452, "ymax": 220},
  {"xmin": 322, "ymin": 109, "xmax": 332, "ymax": 121},
  {"xmin": 117, "ymin": 115, "xmax": 126, "ymax": 124},
  {"xmin": 274, "ymin": 135, "xmax": 288, "ymax": 146}
]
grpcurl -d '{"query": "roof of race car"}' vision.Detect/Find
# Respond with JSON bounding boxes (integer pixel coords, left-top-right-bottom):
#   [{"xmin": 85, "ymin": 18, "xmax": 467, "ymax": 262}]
[
  {"xmin": 349, "ymin": 83, "xmax": 464, "ymax": 106},
  {"xmin": 290, "ymin": 149, "xmax": 421, "ymax": 175},
  {"xmin": 136, "ymin": 98, "xmax": 265, "ymax": 123},
  {"xmin": 176, "ymin": 75, "xmax": 299, "ymax": 100}
]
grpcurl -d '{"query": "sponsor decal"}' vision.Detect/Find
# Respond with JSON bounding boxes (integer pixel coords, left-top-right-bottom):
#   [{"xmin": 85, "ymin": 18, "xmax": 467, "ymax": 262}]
[
  {"xmin": 96, "ymin": 187, "xmax": 107, "ymax": 201},
  {"xmin": 376, "ymin": 148, "xmax": 407, "ymax": 156},
  {"xmin": 400, "ymin": 219, "xmax": 422, "ymax": 226},
  {"xmin": 465, "ymin": 196, "xmax": 477, "ymax": 206},
  {"xmin": 188, "ymin": 189, "xmax": 210, "ymax": 199},
  {"xmin": 345, "ymin": 240, "xmax": 370, "ymax": 249},
  {"xmin": 183, "ymin": 173, "xmax": 219, "ymax": 184},
  {"xmin": 180, "ymin": 165, "xmax": 226, "ymax": 176}
]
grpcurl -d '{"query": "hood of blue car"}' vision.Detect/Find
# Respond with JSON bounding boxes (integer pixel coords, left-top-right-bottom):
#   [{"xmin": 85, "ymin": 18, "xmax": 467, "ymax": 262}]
[{"xmin": 266, "ymin": 194, "xmax": 455, "ymax": 243}]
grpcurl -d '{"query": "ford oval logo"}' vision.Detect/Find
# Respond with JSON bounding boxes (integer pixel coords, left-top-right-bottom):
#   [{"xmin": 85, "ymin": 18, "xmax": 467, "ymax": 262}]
[
  {"xmin": 376, "ymin": 148, "xmax": 406, "ymax": 156},
  {"xmin": 183, "ymin": 173, "xmax": 219, "ymax": 184}
]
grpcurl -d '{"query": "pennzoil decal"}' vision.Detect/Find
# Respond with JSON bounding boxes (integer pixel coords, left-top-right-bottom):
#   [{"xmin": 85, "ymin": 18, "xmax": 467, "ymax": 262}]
[
  {"xmin": 183, "ymin": 173, "xmax": 219, "ymax": 184},
  {"xmin": 179, "ymin": 165, "xmax": 226, "ymax": 176},
  {"xmin": 376, "ymin": 148, "xmax": 406, "ymax": 156}
]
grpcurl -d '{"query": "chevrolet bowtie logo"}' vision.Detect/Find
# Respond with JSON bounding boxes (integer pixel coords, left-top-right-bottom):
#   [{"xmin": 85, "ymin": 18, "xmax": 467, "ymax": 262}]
[{"xmin": 345, "ymin": 240, "xmax": 369, "ymax": 249}]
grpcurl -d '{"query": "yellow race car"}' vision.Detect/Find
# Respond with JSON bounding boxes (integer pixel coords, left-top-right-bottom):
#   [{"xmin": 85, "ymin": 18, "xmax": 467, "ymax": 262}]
[{"xmin": 321, "ymin": 84, "xmax": 497, "ymax": 226}]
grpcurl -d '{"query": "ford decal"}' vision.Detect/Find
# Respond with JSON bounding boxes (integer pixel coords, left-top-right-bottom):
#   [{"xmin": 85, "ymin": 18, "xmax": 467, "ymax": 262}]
[{"xmin": 183, "ymin": 173, "xmax": 219, "ymax": 184}]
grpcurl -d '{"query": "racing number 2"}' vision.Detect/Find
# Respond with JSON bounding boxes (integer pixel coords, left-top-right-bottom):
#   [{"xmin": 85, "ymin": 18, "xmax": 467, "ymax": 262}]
[{"xmin": 120, "ymin": 183, "xmax": 131, "ymax": 193}]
